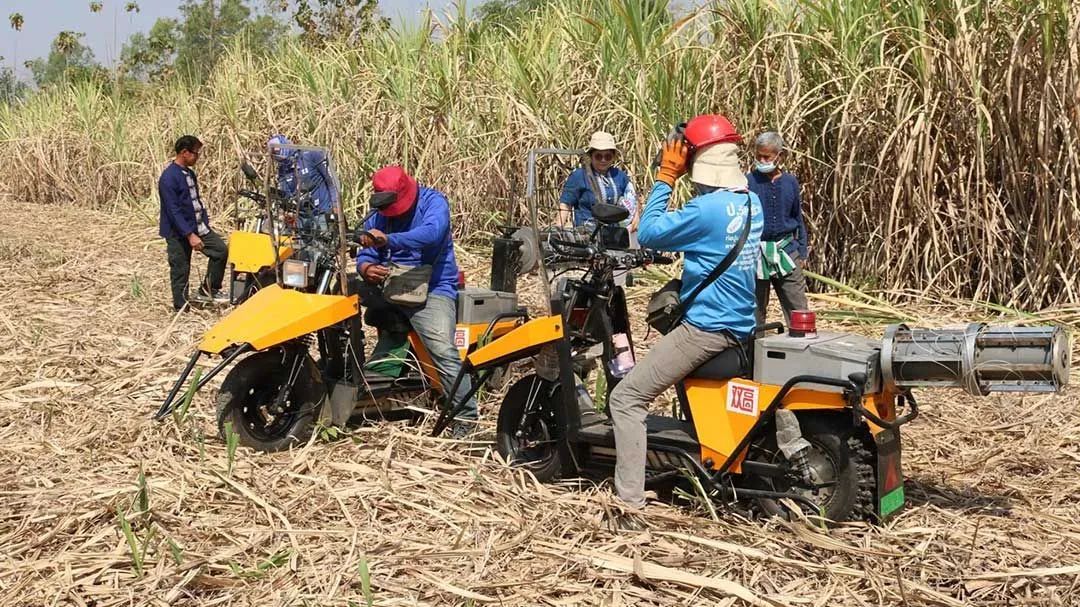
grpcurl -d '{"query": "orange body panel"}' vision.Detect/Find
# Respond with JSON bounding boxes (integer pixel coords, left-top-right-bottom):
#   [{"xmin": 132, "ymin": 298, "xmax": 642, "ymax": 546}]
[
  {"xmin": 466, "ymin": 315, "xmax": 563, "ymax": 367},
  {"xmin": 407, "ymin": 320, "xmax": 524, "ymax": 394},
  {"xmin": 685, "ymin": 377, "xmax": 892, "ymax": 473}
]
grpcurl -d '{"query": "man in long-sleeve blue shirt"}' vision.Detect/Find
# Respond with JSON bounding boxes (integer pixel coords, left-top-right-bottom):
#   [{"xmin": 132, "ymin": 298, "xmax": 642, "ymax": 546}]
[
  {"xmin": 355, "ymin": 165, "xmax": 474, "ymax": 437},
  {"xmin": 268, "ymin": 135, "xmax": 340, "ymax": 230},
  {"xmin": 747, "ymin": 131, "xmax": 810, "ymax": 325},
  {"xmin": 158, "ymin": 135, "xmax": 228, "ymax": 311},
  {"xmin": 607, "ymin": 115, "xmax": 763, "ymax": 516}
]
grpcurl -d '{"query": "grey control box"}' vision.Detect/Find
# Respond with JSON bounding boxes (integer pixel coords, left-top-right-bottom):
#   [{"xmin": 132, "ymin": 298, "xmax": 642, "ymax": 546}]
[
  {"xmin": 753, "ymin": 332, "xmax": 882, "ymax": 393},
  {"xmin": 457, "ymin": 288, "xmax": 519, "ymax": 325}
]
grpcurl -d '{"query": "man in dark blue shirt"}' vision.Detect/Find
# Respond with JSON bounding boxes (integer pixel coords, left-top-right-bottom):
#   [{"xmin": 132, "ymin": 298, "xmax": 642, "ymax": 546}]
[
  {"xmin": 158, "ymin": 135, "xmax": 228, "ymax": 311},
  {"xmin": 746, "ymin": 131, "xmax": 810, "ymax": 325}
]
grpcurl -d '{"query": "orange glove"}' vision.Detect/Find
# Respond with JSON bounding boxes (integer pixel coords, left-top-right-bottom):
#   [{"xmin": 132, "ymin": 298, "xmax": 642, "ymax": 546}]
[{"xmin": 656, "ymin": 138, "xmax": 690, "ymax": 187}]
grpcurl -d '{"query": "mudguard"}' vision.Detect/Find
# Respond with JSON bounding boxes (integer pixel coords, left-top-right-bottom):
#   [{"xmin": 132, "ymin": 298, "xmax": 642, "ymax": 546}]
[
  {"xmin": 466, "ymin": 315, "xmax": 563, "ymax": 369},
  {"xmin": 227, "ymin": 231, "xmax": 295, "ymax": 273},
  {"xmin": 199, "ymin": 285, "xmax": 358, "ymax": 354}
]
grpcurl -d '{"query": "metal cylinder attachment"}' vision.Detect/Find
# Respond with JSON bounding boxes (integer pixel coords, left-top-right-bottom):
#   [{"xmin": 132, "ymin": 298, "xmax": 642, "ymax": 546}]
[{"xmin": 881, "ymin": 323, "xmax": 1069, "ymax": 395}]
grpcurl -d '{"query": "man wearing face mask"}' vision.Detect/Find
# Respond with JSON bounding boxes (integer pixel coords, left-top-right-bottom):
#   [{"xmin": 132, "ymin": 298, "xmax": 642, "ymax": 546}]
[{"xmin": 747, "ymin": 131, "xmax": 810, "ymax": 325}]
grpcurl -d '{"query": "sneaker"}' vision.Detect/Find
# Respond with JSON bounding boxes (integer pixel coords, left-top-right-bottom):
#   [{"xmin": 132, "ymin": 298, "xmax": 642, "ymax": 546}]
[
  {"xmin": 199, "ymin": 288, "xmax": 230, "ymax": 304},
  {"xmin": 447, "ymin": 419, "xmax": 477, "ymax": 440}
]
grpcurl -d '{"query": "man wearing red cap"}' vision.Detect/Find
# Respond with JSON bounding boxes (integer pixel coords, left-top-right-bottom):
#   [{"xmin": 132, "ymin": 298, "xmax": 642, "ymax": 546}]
[{"xmin": 356, "ymin": 166, "xmax": 476, "ymax": 437}]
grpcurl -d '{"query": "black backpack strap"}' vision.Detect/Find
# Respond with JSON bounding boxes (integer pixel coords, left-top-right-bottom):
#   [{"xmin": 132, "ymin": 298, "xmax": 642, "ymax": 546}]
[{"xmin": 677, "ymin": 193, "xmax": 753, "ymax": 314}]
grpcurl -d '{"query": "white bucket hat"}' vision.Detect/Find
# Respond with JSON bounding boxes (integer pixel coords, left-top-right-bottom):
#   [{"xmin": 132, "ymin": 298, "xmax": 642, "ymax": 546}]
[
  {"xmin": 586, "ymin": 131, "xmax": 618, "ymax": 153},
  {"xmin": 691, "ymin": 143, "xmax": 747, "ymax": 189}
]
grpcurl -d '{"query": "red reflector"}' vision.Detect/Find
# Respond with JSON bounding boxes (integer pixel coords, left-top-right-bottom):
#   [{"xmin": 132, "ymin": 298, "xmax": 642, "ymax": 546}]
[
  {"xmin": 457, "ymin": 271, "xmax": 466, "ymax": 290},
  {"xmin": 789, "ymin": 310, "xmax": 816, "ymax": 337}
]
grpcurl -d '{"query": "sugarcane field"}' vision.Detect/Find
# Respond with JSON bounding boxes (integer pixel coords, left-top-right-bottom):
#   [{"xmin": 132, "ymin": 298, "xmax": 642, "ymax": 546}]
[{"xmin": 2, "ymin": 1, "xmax": 1079, "ymax": 606}]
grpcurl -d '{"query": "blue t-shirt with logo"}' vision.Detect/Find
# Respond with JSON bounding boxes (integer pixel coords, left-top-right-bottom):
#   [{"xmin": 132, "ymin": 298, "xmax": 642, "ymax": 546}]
[{"xmin": 637, "ymin": 182, "xmax": 763, "ymax": 338}]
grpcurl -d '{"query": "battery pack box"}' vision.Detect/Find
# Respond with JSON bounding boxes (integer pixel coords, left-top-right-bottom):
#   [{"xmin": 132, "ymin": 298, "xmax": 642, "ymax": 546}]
[
  {"xmin": 753, "ymin": 332, "xmax": 882, "ymax": 393},
  {"xmin": 457, "ymin": 288, "xmax": 519, "ymax": 325}
]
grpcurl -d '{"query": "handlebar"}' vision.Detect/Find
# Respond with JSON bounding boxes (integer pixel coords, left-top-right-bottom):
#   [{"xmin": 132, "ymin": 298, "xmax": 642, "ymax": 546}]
[{"xmin": 238, "ymin": 189, "xmax": 265, "ymax": 203}]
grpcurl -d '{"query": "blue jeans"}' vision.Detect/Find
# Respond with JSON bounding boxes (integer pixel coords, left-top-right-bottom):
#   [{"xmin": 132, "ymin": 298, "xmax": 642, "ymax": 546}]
[{"xmin": 374, "ymin": 294, "xmax": 477, "ymax": 420}]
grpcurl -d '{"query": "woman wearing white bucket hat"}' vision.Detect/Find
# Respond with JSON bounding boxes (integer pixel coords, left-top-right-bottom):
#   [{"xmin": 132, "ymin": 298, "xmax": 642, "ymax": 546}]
[{"xmin": 558, "ymin": 131, "xmax": 639, "ymax": 231}]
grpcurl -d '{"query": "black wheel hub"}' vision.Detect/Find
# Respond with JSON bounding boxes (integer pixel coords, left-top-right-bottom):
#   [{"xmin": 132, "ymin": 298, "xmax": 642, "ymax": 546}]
[{"xmin": 238, "ymin": 382, "xmax": 301, "ymax": 441}]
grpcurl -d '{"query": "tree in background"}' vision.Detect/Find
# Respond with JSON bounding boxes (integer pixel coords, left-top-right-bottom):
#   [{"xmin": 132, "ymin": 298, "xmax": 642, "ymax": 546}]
[
  {"xmin": 276, "ymin": 0, "xmax": 388, "ymax": 44},
  {"xmin": 0, "ymin": 61, "xmax": 28, "ymax": 104},
  {"xmin": 473, "ymin": 0, "xmax": 547, "ymax": 27},
  {"xmin": 26, "ymin": 31, "xmax": 105, "ymax": 87},
  {"xmin": 121, "ymin": 0, "xmax": 284, "ymax": 83},
  {"xmin": 121, "ymin": 19, "xmax": 180, "ymax": 81}
]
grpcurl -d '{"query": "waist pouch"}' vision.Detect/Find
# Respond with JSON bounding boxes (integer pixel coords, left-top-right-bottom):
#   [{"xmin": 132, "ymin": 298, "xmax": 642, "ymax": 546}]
[{"xmin": 383, "ymin": 262, "xmax": 433, "ymax": 307}]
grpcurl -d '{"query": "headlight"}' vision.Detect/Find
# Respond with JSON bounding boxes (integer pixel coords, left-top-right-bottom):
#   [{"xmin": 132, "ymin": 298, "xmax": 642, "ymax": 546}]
[{"xmin": 282, "ymin": 260, "xmax": 310, "ymax": 289}]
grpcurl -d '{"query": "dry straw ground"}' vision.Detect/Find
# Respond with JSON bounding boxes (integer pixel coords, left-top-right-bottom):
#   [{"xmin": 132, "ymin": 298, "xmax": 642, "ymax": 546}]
[{"xmin": 2, "ymin": 200, "xmax": 1080, "ymax": 606}]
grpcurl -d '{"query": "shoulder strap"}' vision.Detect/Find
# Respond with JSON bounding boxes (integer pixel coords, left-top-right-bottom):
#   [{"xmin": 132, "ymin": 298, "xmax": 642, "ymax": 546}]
[
  {"xmin": 678, "ymin": 193, "xmax": 753, "ymax": 312},
  {"xmin": 582, "ymin": 161, "xmax": 607, "ymax": 205}
]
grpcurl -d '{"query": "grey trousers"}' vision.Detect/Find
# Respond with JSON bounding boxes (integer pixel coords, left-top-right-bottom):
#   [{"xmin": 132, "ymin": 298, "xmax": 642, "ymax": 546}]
[
  {"xmin": 165, "ymin": 230, "xmax": 228, "ymax": 311},
  {"xmin": 371, "ymin": 294, "xmax": 477, "ymax": 420},
  {"xmin": 608, "ymin": 322, "xmax": 737, "ymax": 507},
  {"xmin": 755, "ymin": 254, "xmax": 809, "ymax": 326}
]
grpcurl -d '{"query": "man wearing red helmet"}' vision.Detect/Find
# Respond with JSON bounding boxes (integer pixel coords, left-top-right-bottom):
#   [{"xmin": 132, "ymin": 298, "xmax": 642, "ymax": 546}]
[
  {"xmin": 355, "ymin": 166, "xmax": 476, "ymax": 437},
  {"xmin": 608, "ymin": 115, "xmax": 764, "ymax": 514}
]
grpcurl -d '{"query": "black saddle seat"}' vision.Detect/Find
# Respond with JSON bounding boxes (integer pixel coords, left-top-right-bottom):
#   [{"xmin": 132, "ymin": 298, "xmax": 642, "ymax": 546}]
[{"xmin": 687, "ymin": 343, "xmax": 752, "ymax": 381}]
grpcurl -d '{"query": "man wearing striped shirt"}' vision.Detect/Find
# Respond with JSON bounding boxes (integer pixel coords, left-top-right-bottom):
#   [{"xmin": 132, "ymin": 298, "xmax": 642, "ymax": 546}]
[{"xmin": 158, "ymin": 135, "xmax": 228, "ymax": 311}]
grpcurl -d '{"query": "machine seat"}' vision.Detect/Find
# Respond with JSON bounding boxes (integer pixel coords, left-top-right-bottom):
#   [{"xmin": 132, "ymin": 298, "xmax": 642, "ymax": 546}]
[{"xmin": 687, "ymin": 344, "xmax": 752, "ymax": 381}]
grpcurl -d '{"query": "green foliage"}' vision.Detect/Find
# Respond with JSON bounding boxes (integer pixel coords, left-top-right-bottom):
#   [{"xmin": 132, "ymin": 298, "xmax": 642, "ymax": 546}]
[
  {"xmin": 286, "ymin": 0, "xmax": 388, "ymax": 44},
  {"xmin": 122, "ymin": 0, "xmax": 284, "ymax": 84},
  {"xmin": 9, "ymin": 13, "xmax": 24, "ymax": 31},
  {"xmin": 473, "ymin": 0, "xmax": 547, "ymax": 26},
  {"xmin": 224, "ymin": 420, "xmax": 239, "ymax": 476},
  {"xmin": 0, "ymin": 68, "xmax": 27, "ymax": 105},
  {"xmin": 229, "ymin": 549, "xmax": 291, "ymax": 579},
  {"xmin": 121, "ymin": 19, "xmax": 181, "ymax": 81},
  {"xmin": 357, "ymin": 555, "xmax": 374, "ymax": 606},
  {"xmin": 27, "ymin": 32, "xmax": 105, "ymax": 87}
]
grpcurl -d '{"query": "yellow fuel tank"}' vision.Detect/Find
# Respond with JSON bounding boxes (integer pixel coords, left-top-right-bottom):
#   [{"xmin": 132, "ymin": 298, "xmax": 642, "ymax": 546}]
[{"xmin": 227, "ymin": 231, "xmax": 295, "ymax": 273}]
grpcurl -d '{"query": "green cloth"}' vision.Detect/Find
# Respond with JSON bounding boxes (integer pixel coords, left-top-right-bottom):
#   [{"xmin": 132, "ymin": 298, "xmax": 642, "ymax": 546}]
[{"xmin": 756, "ymin": 235, "xmax": 797, "ymax": 280}]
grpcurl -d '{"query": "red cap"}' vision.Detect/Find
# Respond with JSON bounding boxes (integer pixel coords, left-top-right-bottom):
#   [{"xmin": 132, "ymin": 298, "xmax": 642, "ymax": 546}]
[
  {"xmin": 372, "ymin": 165, "xmax": 418, "ymax": 217},
  {"xmin": 684, "ymin": 114, "xmax": 742, "ymax": 148}
]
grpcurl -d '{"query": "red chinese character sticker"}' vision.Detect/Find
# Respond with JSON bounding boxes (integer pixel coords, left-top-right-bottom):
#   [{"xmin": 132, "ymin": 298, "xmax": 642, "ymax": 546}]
[
  {"xmin": 454, "ymin": 327, "xmax": 469, "ymax": 350},
  {"xmin": 726, "ymin": 381, "xmax": 759, "ymax": 417}
]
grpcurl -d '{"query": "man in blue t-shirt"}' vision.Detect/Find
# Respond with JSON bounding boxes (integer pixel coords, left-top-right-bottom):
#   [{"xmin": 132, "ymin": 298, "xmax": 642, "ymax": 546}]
[
  {"xmin": 158, "ymin": 135, "xmax": 228, "ymax": 311},
  {"xmin": 608, "ymin": 115, "xmax": 763, "ymax": 516},
  {"xmin": 355, "ymin": 165, "xmax": 474, "ymax": 438},
  {"xmin": 268, "ymin": 134, "xmax": 339, "ymax": 232}
]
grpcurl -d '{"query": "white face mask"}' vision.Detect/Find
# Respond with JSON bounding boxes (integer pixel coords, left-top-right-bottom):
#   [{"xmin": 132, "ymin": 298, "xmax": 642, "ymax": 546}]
[{"xmin": 755, "ymin": 161, "xmax": 777, "ymax": 173}]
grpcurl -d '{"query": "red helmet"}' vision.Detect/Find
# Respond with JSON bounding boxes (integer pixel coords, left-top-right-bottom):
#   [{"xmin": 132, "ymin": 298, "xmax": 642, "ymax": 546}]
[{"xmin": 683, "ymin": 114, "xmax": 742, "ymax": 148}]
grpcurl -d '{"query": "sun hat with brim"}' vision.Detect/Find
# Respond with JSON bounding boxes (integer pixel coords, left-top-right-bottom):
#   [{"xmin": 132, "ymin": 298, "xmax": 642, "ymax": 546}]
[
  {"xmin": 372, "ymin": 165, "xmax": 419, "ymax": 218},
  {"xmin": 586, "ymin": 131, "xmax": 618, "ymax": 153},
  {"xmin": 691, "ymin": 143, "xmax": 747, "ymax": 190}
]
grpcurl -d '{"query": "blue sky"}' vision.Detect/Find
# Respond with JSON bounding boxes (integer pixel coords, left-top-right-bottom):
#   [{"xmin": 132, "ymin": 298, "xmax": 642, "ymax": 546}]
[{"xmin": 3, "ymin": 0, "xmax": 455, "ymax": 77}]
